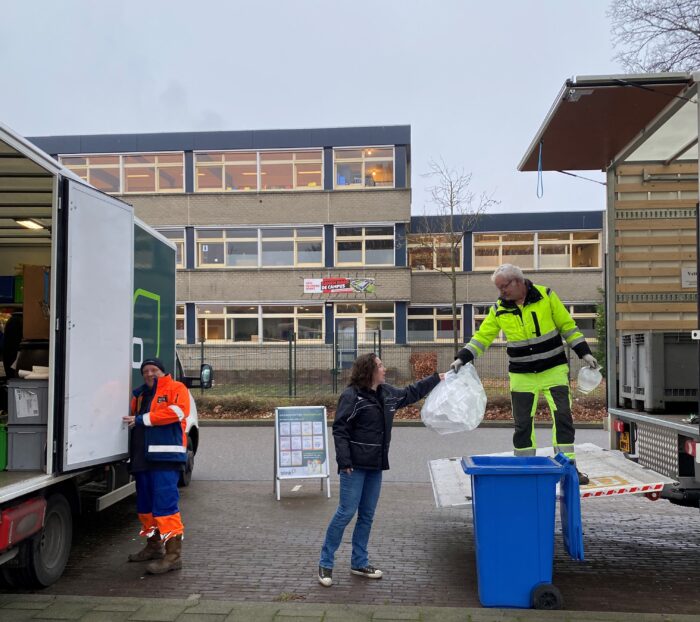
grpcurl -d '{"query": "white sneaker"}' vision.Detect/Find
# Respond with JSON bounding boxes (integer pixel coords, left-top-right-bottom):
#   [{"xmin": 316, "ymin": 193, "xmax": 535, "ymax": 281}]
[{"xmin": 318, "ymin": 566, "xmax": 333, "ymax": 587}]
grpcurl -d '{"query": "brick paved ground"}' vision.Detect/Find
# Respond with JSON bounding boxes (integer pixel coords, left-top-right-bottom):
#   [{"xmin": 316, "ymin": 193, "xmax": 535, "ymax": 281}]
[{"xmin": 2, "ymin": 481, "xmax": 699, "ymax": 615}]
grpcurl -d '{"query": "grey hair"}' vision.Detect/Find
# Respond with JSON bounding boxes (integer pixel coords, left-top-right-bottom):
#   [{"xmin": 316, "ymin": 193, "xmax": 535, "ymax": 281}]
[{"xmin": 491, "ymin": 263, "xmax": 524, "ymax": 283}]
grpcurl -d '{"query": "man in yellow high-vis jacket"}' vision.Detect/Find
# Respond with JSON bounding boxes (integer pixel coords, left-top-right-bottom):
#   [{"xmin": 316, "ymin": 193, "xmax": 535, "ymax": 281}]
[{"xmin": 451, "ymin": 264, "xmax": 598, "ymax": 485}]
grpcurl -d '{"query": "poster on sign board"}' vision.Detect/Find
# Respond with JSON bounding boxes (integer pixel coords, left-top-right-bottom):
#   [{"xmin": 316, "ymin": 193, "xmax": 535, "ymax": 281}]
[{"xmin": 274, "ymin": 406, "xmax": 331, "ymax": 500}]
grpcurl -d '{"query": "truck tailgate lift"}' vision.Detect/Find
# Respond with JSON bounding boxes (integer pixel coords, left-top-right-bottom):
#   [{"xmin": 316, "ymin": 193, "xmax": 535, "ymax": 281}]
[{"xmin": 429, "ymin": 443, "xmax": 676, "ymax": 509}]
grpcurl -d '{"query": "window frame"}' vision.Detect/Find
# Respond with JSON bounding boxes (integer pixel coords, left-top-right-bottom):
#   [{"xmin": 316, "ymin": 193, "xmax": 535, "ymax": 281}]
[
  {"xmin": 472, "ymin": 230, "xmax": 602, "ymax": 271},
  {"xmin": 407, "ymin": 305, "xmax": 462, "ymax": 343},
  {"xmin": 333, "ymin": 146, "xmax": 395, "ymax": 190},
  {"xmin": 193, "ymin": 148, "xmax": 324, "ymax": 193},
  {"xmin": 334, "ymin": 225, "xmax": 395, "ymax": 267},
  {"xmin": 175, "ymin": 304, "xmax": 186, "ymax": 343},
  {"xmin": 156, "ymin": 228, "xmax": 186, "ymax": 268},
  {"xmin": 59, "ymin": 152, "xmax": 185, "ymax": 195},
  {"xmin": 334, "ymin": 302, "xmax": 395, "ymax": 343},
  {"xmin": 195, "ymin": 304, "xmax": 324, "ymax": 343},
  {"xmin": 195, "ymin": 227, "xmax": 324, "ymax": 269},
  {"xmin": 408, "ymin": 234, "xmax": 463, "ymax": 271}
]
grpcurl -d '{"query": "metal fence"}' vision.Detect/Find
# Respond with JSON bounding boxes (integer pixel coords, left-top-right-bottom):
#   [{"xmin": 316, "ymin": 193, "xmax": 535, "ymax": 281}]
[{"xmin": 178, "ymin": 332, "xmax": 605, "ymax": 399}]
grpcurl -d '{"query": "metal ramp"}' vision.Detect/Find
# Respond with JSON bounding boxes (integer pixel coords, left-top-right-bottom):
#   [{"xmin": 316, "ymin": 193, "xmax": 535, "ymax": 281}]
[{"xmin": 428, "ymin": 443, "xmax": 676, "ymax": 509}]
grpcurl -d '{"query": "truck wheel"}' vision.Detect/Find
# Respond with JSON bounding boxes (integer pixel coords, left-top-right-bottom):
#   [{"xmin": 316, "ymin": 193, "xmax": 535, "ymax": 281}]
[
  {"xmin": 13, "ymin": 494, "xmax": 73, "ymax": 588},
  {"xmin": 532, "ymin": 583, "xmax": 563, "ymax": 610},
  {"xmin": 179, "ymin": 435, "xmax": 194, "ymax": 487}
]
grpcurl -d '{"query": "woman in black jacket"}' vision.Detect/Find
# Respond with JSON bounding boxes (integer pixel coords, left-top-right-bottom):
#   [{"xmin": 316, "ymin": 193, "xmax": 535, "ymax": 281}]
[{"xmin": 318, "ymin": 352, "xmax": 443, "ymax": 587}]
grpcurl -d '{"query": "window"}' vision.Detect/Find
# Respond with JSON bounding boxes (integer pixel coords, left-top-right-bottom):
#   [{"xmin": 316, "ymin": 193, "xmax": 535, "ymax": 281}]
[
  {"xmin": 196, "ymin": 227, "xmax": 323, "ymax": 268},
  {"xmin": 335, "ymin": 302, "xmax": 395, "ymax": 342},
  {"xmin": 261, "ymin": 150, "xmax": 323, "ymax": 190},
  {"xmin": 473, "ymin": 231, "xmax": 601, "ymax": 271},
  {"xmin": 538, "ymin": 232, "xmax": 601, "ymax": 269},
  {"xmin": 157, "ymin": 229, "xmax": 185, "ymax": 268},
  {"xmin": 61, "ymin": 155, "xmax": 120, "ymax": 193},
  {"xmin": 60, "ymin": 153, "xmax": 184, "ymax": 194},
  {"xmin": 196, "ymin": 304, "xmax": 324, "ymax": 343},
  {"xmin": 194, "ymin": 149, "xmax": 323, "ymax": 192},
  {"xmin": 196, "ymin": 230, "xmax": 226, "ymax": 267},
  {"xmin": 569, "ymin": 303, "xmax": 598, "ymax": 339},
  {"xmin": 408, "ymin": 234, "xmax": 462, "ymax": 270},
  {"xmin": 176, "ymin": 305, "xmax": 186, "ymax": 342},
  {"xmin": 197, "ymin": 304, "xmax": 226, "ymax": 341},
  {"xmin": 124, "ymin": 154, "xmax": 184, "ymax": 193},
  {"xmin": 295, "ymin": 227, "xmax": 323, "ymax": 265},
  {"xmin": 474, "ymin": 233, "xmax": 535, "ymax": 270},
  {"xmin": 408, "ymin": 306, "xmax": 461, "ymax": 342},
  {"xmin": 336, "ymin": 226, "xmax": 394, "ymax": 266},
  {"xmin": 227, "ymin": 228, "xmax": 259, "ymax": 267},
  {"xmin": 225, "ymin": 305, "xmax": 260, "ymax": 342},
  {"xmin": 472, "ymin": 305, "xmax": 494, "ymax": 336},
  {"xmin": 195, "ymin": 151, "xmax": 257, "ymax": 192},
  {"xmin": 334, "ymin": 147, "xmax": 394, "ymax": 189}
]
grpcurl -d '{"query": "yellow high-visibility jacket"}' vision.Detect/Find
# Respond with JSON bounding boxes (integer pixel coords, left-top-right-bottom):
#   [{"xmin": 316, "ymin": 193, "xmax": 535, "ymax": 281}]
[{"xmin": 458, "ymin": 281, "xmax": 592, "ymax": 374}]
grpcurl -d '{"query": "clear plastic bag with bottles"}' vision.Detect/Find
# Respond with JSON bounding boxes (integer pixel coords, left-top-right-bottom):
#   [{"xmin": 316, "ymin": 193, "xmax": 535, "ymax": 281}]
[{"xmin": 421, "ymin": 363, "xmax": 487, "ymax": 434}]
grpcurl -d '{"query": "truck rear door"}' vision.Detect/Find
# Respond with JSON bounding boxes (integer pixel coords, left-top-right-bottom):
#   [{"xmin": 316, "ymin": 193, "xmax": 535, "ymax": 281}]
[{"xmin": 58, "ymin": 180, "xmax": 133, "ymax": 471}]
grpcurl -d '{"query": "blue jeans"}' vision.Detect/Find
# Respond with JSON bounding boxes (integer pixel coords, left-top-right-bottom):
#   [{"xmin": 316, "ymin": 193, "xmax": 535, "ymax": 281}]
[{"xmin": 319, "ymin": 468, "xmax": 383, "ymax": 569}]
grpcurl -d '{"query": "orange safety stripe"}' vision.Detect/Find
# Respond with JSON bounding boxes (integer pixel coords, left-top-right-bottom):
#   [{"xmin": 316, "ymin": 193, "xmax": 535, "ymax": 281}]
[
  {"xmin": 154, "ymin": 512, "xmax": 184, "ymax": 541},
  {"xmin": 137, "ymin": 513, "xmax": 158, "ymax": 538}
]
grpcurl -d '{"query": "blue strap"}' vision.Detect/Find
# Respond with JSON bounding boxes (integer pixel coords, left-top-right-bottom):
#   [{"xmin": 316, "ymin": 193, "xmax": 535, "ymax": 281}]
[{"xmin": 537, "ymin": 141, "xmax": 544, "ymax": 199}]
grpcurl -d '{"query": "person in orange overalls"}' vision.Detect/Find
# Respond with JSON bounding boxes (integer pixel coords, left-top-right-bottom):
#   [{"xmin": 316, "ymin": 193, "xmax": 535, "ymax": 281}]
[{"xmin": 122, "ymin": 358, "xmax": 190, "ymax": 574}]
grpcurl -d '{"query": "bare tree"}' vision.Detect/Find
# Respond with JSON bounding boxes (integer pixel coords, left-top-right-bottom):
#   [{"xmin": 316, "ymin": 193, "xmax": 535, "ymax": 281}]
[
  {"xmin": 411, "ymin": 159, "xmax": 498, "ymax": 352},
  {"xmin": 609, "ymin": 0, "xmax": 700, "ymax": 72}
]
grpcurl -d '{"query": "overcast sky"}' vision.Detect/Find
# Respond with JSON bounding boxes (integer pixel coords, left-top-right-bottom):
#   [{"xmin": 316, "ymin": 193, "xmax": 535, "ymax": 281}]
[{"xmin": 0, "ymin": 1, "xmax": 619, "ymax": 215}]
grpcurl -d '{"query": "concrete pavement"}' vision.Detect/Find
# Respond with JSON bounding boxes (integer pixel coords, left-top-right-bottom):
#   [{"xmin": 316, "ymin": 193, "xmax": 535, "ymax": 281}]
[{"xmin": 2, "ymin": 594, "xmax": 700, "ymax": 622}]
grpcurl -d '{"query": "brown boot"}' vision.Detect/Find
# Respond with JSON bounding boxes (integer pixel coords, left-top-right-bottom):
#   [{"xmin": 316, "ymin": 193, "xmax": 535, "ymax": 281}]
[
  {"xmin": 146, "ymin": 535, "xmax": 182, "ymax": 574},
  {"xmin": 128, "ymin": 533, "xmax": 165, "ymax": 562}
]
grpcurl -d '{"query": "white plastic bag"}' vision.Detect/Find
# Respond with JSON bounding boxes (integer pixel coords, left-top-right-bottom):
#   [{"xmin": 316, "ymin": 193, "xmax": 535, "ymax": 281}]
[
  {"xmin": 577, "ymin": 366, "xmax": 602, "ymax": 394},
  {"xmin": 420, "ymin": 363, "xmax": 487, "ymax": 434}
]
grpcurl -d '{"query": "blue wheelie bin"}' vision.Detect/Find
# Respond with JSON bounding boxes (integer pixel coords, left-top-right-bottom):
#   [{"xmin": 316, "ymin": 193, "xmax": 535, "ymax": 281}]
[{"xmin": 461, "ymin": 453, "xmax": 583, "ymax": 610}]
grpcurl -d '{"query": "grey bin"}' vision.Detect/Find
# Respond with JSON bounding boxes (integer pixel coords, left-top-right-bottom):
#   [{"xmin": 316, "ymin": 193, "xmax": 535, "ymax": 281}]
[
  {"xmin": 8, "ymin": 379, "xmax": 48, "ymax": 425},
  {"xmin": 7, "ymin": 425, "xmax": 47, "ymax": 470}
]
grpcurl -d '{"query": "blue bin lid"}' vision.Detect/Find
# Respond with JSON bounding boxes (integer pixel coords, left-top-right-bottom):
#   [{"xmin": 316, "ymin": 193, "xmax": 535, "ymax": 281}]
[
  {"xmin": 554, "ymin": 453, "xmax": 585, "ymax": 561},
  {"xmin": 461, "ymin": 454, "xmax": 565, "ymax": 475}
]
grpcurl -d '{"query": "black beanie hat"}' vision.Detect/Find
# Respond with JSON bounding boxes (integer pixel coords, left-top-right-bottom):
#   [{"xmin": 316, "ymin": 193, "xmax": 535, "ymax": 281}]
[{"xmin": 140, "ymin": 357, "xmax": 166, "ymax": 374}]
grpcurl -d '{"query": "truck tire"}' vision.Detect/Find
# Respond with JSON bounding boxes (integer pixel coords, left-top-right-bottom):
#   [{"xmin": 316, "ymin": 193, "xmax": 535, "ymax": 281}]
[
  {"xmin": 179, "ymin": 435, "xmax": 194, "ymax": 487},
  {"xmin": 11, "ymin": 494, "xmax": 73, "ymax": 588}
]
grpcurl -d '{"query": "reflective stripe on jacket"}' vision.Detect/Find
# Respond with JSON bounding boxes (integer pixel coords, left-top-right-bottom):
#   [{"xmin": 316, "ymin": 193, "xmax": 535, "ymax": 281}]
[
  {"xmin": 458, "ymin": 281, "xmax": 592, "ymax": 373},
  {"xmin": 131, "ymin": 374, "xmax": 190, "ymax": 463}
]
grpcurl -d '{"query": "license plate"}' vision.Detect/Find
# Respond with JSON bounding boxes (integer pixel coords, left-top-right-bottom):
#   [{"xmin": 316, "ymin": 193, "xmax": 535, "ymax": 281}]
[{"xmin": 619, "ymin": 431, "xmax": 630, "ymax": 453}]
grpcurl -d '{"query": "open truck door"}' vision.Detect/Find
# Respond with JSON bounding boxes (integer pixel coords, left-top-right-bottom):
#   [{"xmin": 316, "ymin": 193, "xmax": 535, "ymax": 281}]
[{"xmin": 57, "ymin": 180, "xmax": 133, "ymax": 472}]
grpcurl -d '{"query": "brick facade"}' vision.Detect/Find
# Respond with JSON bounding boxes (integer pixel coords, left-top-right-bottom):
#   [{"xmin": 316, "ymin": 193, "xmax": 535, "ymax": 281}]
[{"xmin": 28, "ymin": 126, "xmax": 605, "ymax": 349}]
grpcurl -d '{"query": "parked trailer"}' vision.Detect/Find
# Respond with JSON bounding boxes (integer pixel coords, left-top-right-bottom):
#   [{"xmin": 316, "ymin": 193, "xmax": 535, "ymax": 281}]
[
  {"xmin": 0, "ymin": 122, "xmax": 210, "ymax": 587},
  {"xmin": 517, "ymin": 72, "xmax": 700, "ymax": 507}
]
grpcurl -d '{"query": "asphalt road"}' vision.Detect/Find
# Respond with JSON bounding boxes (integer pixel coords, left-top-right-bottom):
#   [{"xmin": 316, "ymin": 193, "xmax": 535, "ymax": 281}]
[{"xmin": 193, "ymin": 424, "xmax": 609, "ymax": 482}]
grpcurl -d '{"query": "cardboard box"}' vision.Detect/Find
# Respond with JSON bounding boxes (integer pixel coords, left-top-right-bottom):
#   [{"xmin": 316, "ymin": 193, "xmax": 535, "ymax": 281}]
[{"xmin": 23, "ymin": 265, "xmax": 50, "ymax": 340}]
